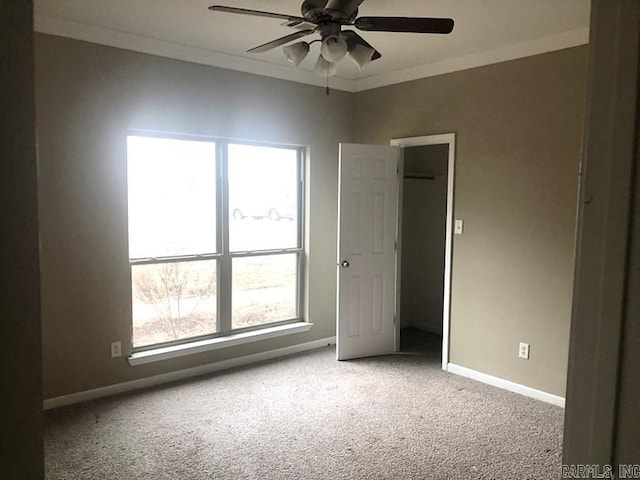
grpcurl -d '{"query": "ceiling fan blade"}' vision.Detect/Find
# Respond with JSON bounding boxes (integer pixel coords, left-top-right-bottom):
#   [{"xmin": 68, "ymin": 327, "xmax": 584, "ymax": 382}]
[
  {"xmin": 354, "ymin": 16, "xmax": 454, "ymax": 34},
  {"xmin": 342, "ymin": 30, "xmax": 382, "ymax": 61},
  {"xmin": 209, "ymin": 5, "xmax": 306, "ymax": 24},
  {"xmin": 247, "ymin": 29, "xmax": 316, "ymax": 53}
]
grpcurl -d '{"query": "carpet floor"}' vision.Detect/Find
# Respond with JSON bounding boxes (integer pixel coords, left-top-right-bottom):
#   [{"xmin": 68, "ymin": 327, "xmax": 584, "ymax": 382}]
[{"xmin": 44, "ymin": 339, "xmax": 564, "ymax": 479}]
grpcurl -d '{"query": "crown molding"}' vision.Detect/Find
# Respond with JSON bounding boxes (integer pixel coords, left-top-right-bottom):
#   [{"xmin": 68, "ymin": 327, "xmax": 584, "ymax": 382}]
[
  {"xmin": 354, "ymin": 27, "xmax": 589, "ymax": 91},
  {"xmin": 34, "ymin": 15, "xmax": 588, "ymax": 93},
  {"xmin": 33, "ymin": 15, "xmax": 357, "ymax": 92}
]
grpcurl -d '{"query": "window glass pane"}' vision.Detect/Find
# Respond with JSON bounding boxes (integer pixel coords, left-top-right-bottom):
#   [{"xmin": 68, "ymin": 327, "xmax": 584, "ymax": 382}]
[
  {"xmin": 232, "ymin": 254, "xmax": 297, "ymax": 330},
  {"xmin": 228, "ymin": 144, "xmax": 298, "ymax": 252},
  {"xmin": 131, "ymin": 260, "xmax": 217, "ymax": 348},
  {"xmin": 127, "ymin": 136, "xmax": 217, "ymax": 259}
]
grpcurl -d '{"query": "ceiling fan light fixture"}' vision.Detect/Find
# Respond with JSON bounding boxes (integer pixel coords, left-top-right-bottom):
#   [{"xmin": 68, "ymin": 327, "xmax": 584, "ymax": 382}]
[
  {"xmin": 314, "ymin": 55, "xmax": 338, "ymax": 77},
  {"xmin": 348, "ymin": 43, "xmax": 375, "ymax": 69},
  {"xmin": 320, "ymin": 35, "xmax": 348, "ymax": 63},
  {"xmin": 283, "ymin": 41, "xmax": 310, "ymax": 66},
  {"xmin": 209, "ymin": 3, "xmax": 456, "ymax": 76}
]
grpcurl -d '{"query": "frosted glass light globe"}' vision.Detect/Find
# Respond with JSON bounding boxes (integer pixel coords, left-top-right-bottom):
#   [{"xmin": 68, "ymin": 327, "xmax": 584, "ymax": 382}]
[
  {"xmin": 349, "ymin": 43, "xmax": 375, "ymax": 69},
  {"xmin": 320, "ymin": 35, "xmax": 348, "ymax": 63},
  {"xmin": 314, "ymin": 55, "xmax": 338, "ymax": 77},
  {"xmin": 283, "ymin": 42, "xmax": 310, "ymax": 67}
]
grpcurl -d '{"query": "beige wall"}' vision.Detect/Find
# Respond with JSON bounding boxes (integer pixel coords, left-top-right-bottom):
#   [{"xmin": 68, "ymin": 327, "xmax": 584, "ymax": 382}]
[
  {"xmin": 35, "ymin": 33, "xmax": 589, "ymax": 401},
  {"xmin": 400, "ymin": 145, "xmax": 449, "ymax": 332},
  {"xmin": 1, "ymin": 2, "xmax": 44, "ymax": 478},
  {"xmin": 354, "ymin": 46, "xmax": 589, "ymax": 396},
  {"xmin": 34, "ymin": 34, "xmax": 353, "ymax": 399}
]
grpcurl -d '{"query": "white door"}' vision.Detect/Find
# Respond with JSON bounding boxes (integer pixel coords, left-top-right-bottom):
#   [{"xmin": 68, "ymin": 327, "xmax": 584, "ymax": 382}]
[{"xmin": 337, "ymin": 143, "xmax": 401, "ymax": 360}]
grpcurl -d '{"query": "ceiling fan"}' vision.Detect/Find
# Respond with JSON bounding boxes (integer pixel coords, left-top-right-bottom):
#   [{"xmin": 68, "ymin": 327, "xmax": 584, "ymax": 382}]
[{"xmin": 208, "ymin": 0, "xmax": 454, "ymax": 77}]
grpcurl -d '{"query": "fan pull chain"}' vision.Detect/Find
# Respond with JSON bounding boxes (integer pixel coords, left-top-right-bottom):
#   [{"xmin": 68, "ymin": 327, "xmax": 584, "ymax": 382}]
[{"xmin": 326, "ymin": 68, "xmax": 330, "ymax": 96}]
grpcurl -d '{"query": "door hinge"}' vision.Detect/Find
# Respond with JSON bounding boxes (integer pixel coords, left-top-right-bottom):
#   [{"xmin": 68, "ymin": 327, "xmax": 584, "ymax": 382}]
[{"xmin": 393, "ymin": 315, "xmax": 396, "ymax": 325}]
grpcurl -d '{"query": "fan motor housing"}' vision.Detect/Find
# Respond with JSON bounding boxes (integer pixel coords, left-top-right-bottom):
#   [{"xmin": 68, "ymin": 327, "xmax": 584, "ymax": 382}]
[{"xmin": 301, "ymin": 0, "xmax": 357, "ymax": 24}]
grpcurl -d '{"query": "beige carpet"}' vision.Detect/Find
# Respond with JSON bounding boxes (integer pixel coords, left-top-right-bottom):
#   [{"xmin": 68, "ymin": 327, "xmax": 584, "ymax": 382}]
[{"xmin": 44, "ymin": 341, "xmax": 563, "ymax": 479}]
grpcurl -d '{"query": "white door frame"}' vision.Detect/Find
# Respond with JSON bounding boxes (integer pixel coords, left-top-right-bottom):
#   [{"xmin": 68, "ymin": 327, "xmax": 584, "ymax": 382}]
[{"xmin": 391, "ymin": 133, "xmax": 456, "ymax": 370}]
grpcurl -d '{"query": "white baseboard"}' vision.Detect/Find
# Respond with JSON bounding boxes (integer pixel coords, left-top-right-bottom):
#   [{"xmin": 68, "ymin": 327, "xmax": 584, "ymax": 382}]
[
  {"xmin": 43, "ymin": 337, "xmax": 336, "ymax": 410},
  {"xmin": 446, "ymin": 363, "xmax": 565, "ymax": 408}
]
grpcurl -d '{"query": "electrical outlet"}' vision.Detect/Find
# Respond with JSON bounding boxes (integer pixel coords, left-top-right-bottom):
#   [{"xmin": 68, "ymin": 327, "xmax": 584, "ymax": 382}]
[
  {"xmin": 519, "ymin": 342, "xmax": 530, "ymax": 360},
  {"xmin": 110, "ymin": 341, "xmax": 122, "ymax": 358}
]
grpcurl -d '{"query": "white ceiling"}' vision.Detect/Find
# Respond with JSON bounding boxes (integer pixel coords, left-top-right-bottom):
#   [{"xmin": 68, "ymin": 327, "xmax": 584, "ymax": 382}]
[{"xmin": 34, "ymin": 0, "xmax": 591, "ymax": 92}]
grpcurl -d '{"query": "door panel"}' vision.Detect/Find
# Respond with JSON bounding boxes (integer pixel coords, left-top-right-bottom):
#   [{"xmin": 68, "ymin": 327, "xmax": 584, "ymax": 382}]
[{"xmin": 337, "ymin": 143, "xmax": 401, "ymax": 360}]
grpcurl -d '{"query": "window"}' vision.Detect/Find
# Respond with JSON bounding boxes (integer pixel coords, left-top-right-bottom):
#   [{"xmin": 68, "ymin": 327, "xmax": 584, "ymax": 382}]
[{"xmin": 127, "ymin": 134, "xmax": 304, "ymax": 350}]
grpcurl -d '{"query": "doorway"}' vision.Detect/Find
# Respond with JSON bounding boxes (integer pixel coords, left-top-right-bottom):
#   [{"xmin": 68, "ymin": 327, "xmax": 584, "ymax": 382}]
[
  {"xmin": 392, "ymin": 134, "xmax": 455, "ymax": 369},
  {"xmin": 335, "ymin": 136, "xmax": 455, "ymax": 366}
]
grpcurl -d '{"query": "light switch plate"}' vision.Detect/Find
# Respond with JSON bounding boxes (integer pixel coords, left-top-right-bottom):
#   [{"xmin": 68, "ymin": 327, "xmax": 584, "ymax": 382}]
[{"xmin": 454, "ymin": 220, "xmax": 464, "ymax": 235}]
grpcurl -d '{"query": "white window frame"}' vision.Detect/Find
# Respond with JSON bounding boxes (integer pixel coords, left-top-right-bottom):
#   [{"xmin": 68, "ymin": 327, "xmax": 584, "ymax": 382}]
[{"xmin": 127, "ymin": 132, "xmax": 307, "ymax": 355}]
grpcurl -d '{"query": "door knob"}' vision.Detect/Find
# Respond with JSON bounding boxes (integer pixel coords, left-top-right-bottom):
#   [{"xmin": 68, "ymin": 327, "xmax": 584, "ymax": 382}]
[{"xmin": 341, "ymin": 260, "xmax": 350, "ymax": 269}]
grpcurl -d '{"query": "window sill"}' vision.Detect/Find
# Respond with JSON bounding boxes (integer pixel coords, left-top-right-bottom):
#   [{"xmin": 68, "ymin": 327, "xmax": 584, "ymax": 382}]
[{"xmin": 128, "ymin": 322, "xmax": 313, "ymax": 366}]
